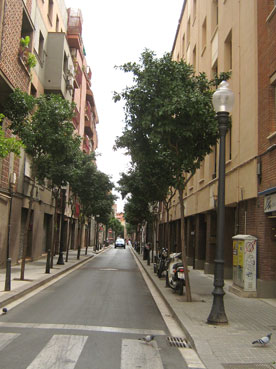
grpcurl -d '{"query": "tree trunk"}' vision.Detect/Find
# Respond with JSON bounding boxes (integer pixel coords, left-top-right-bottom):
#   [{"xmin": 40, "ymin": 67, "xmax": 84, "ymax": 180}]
[
  {"xmin": 51, "ymin": 191, "xmax": 59, "ymax": 268},
  {"xmin": 178, "ymin": 187, "xmax": 192, "ymax": 302},
  {"xmin": 20, "ymin": 180, "xmax": 35, "ymax": 280},
  {"xmin": 166, "ymin": 207, "xmax": 170, "ymax": 253}
]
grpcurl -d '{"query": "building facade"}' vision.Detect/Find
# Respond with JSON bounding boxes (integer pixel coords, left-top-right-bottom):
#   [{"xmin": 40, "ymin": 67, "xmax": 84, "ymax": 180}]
[
  {"xmin": 0, "ymin": 0, "xmax": 99, "ymax": 267},
  {"xmin": 162, "ymin": 0, "xmax": 276, "ymax": 297}
]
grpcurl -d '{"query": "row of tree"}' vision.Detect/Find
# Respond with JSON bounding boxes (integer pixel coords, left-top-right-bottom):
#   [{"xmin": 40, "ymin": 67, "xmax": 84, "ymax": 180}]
[
  {"xmin": 113, "ymin": 50, "xmax": 230, "ymax": 301},
  {"xmin": 2, "ymin": 89, "xmax": 117, "ymax": 279}
]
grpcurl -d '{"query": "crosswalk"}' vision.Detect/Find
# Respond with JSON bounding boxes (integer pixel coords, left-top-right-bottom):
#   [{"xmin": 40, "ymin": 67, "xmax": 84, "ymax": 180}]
[{"xmin": 0, "ymin": 331, "xmax": 165, "ymax": 369}]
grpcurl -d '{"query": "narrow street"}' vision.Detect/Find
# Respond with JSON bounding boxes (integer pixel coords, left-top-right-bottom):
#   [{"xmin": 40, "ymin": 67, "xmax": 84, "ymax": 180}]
[{"xmin": 0, "ymin": 247, "xmax": 188, "ymax": 369}]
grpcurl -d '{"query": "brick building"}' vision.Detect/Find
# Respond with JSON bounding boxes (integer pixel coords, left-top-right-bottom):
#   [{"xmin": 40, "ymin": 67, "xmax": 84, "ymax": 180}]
[{"xmin": 0, "ymin": 0, "xmax": 99, "ymax": 267}]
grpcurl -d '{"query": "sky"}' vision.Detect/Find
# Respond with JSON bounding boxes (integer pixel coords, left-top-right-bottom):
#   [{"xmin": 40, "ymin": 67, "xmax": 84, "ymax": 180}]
[{"xmin": 64, "ymin": 0, "xmax": 184, "ymax": 212}]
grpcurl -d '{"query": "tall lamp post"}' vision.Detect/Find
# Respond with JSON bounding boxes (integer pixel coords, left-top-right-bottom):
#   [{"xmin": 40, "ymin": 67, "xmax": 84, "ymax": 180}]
[{"xmin": 207, "ymin": 81, "xmax": 234, "ymax": 324}]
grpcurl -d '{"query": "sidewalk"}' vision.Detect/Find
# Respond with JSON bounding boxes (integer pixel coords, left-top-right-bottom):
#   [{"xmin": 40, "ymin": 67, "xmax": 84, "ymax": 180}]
[
  {"xmin": 133, "ymin": 249, "xmax": 276, "ymax": 369},
  {"xmin": 0, "ymin": 246, "xmax": 107, "ymax": 308}
]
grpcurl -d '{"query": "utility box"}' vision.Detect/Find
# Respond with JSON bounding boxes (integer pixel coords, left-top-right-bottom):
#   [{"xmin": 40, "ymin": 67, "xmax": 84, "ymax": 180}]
[{"xmin": 232, "ymin": 235, "xmax": 257, "ymax": 292}]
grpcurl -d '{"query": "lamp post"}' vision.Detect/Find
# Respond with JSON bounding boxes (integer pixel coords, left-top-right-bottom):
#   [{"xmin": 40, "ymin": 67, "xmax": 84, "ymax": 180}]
[{"xmin": 207, "ymin": 81, "xmax": 234, "ymax": 324}]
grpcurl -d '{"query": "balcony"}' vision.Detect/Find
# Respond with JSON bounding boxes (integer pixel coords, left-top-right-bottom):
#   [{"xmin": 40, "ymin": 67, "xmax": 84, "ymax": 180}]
[
  {"xmin": 83, "ymin": 135, "xmax": 91, "ymax": 154},
  {"xmin": 72, "ymin": 106, "xmax": 80, "ymax": 130},
  {"xmin": 44, "ymin": 33, "xmax": 74, "ymax": 101},
  {"xmin": 67, "ymin": 8, "xmax": 83, "ymax": 52},
  {"xmin": 85, "ymin": 101, "xmax": 93, "ymax": 137}
]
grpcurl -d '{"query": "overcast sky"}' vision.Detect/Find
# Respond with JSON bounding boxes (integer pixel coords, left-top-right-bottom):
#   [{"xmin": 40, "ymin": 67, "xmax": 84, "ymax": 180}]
[{"xmin": 64, "ymin": 0, "xmax": 184, "ymax": 211}]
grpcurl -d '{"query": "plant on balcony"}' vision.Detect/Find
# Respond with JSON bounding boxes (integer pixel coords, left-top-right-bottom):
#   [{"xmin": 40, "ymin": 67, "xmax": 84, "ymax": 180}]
[{"xmin": 19, "ymin": 36, "xmax": 37, "ymax": 71}]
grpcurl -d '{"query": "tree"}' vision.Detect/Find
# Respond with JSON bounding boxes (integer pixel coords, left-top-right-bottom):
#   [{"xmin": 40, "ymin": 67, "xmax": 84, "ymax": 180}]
[
  {"xmin": 0, "ymin": 114, "xmax": 24, "ymax": 158},
  {"xmin": 108, "ymin": 217, "xmax": 124, "ymax": 239},
  {"xmin": 114, "ymin": 50, "xmax": 227, "ymax": 301},
  {"xmin": 5, "ymin": 90, "xmax": 81, "ymax": 279}
]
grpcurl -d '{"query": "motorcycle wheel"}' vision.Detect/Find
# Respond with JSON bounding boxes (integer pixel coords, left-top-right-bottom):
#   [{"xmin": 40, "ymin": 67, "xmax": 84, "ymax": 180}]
[
  {"xmin": 165, "ymin": 271, "xmax": 169, "ymax": 287},
  {"xmin": 178, "ymin": 280, "xmax": 184, "ymax": 296}
]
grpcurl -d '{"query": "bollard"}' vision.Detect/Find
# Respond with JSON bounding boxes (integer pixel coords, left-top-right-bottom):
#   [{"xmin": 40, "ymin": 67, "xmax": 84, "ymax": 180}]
[
  {"xmin": 4, "ymin": 258, "xmax": 11, "ymax": 291},
  {"xmin": 45, "ymin": 249, "xmax": 51, "ymax": 274},
  {"xmin": 77, "ymin": 247, "xmax": 81, "ymax": 260},
  {"xmin": 147, "ymin": 251, "xmax": 150, "ymax": 265}
]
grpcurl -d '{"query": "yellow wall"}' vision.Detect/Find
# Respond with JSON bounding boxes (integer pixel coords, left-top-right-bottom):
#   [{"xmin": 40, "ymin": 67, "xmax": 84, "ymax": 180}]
[{"xmin": 170, "ymin": 0, "xmax": 258, "ymax": 220}]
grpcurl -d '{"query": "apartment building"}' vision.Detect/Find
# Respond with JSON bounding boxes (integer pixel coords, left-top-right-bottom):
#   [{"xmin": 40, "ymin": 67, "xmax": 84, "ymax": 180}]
[
  {"xmin": 163, "ymin": 0, "xmax": 276, "ymax": 297},
  {"xmin": 0, "ymin": 0, "xmax": 98, "ymax": 266}
]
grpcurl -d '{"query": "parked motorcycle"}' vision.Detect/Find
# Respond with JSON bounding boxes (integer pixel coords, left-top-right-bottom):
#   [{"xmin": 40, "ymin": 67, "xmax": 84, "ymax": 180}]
[
  {"xmin": 166, "ymin": 252, "xmax": 185, "ymax": 295},
  {"xmin": 154, "ymin": 248, "xmax": 168, "ymax": 278}
]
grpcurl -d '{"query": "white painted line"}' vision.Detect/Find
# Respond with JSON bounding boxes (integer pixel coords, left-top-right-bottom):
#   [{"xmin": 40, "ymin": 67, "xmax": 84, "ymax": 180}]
[
  {"xmin": 0, "ymin": 322, "xmax": 165, "ymax": 336},
  {"xmin": 121, "ymin": 339, "xmax": 164, "ymax": 369},
  {"xmin": 26, "ymin": 334, "xmax": 88, "ymax": 369},
  {"xmin": 131, "ymin": 250, "xmax": 206, "ymax": 369},
  {"xmin": 0, "ymin": 332, "xmax": 20, "ymax": 350}
]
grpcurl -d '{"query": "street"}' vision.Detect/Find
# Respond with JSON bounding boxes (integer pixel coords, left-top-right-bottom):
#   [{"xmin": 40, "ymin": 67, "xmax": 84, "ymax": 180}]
[{"xmin": 0, "ymin": 247, "xmax": 188, "ymax": 369}]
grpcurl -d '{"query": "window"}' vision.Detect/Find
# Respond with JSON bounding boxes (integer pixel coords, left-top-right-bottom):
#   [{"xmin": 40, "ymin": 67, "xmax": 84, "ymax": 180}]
[
  {"xmin": 202, "ymin": 18, "xmax": 207, "ymax": 53},
  {"xmin": 38, "ymin": 31, "xmax": 44, "ymax": 64},
  {"xmin": 187, "ymin": 17, "xmax": 191, "ymax": 48},
  {"xmin": 193, "ymin": 45, "xmax": 197, "ymax": 70},
  {"xmin": 182, "ymin": 34, "xmax": 185, "ymax": 58},
  {"xmin": 55, "ymin": 15, "xmax": 59, "ymax": 32},
  {"xmin": 212, "ymin": 59, "xmax": 218, "ymax": 80},
  {"xmin": 193, "ymin": 0, "xmax": 197, "ymax": 23},
  {"xmin": 211, "ymin": 0, "xmax": 218, "ymax": 34},
  {"xmin": 63, "ymin": 52, "xmax": 68, "ymax": 74},
  {"xmin": 48, "ymin": 0, "xmax": 54, "ymax": 25},
  {"xmin": 224, "ymin": 30, "xmax": 232, "ymax": 71},
  {"xmin": 210, "ymin": 145, "xmax": 217, "ymax": 179},
  {"xmin": 199, "ymin": 159, "xmax": 205, "ymax": 181}
]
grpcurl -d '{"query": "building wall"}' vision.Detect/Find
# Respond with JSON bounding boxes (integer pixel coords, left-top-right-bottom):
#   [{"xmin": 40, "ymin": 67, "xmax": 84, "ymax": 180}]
[
  {"xmin": 168, "ymin": 0, "xmax": 272, "ymax": 293},
  {"xmin": 0, "ymin": 1, "xmax": 99, "ymax": 266}
]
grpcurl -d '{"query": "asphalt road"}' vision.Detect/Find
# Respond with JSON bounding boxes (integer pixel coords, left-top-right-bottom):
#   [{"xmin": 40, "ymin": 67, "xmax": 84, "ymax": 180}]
[{"xmin": 0, "ymin": 246, "xmax": 188, "ymax": 369}]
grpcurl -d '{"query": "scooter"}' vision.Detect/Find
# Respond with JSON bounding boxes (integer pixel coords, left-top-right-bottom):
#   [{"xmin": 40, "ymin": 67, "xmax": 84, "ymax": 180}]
[
  {"xmin": 166, "ymin": 252, "xmax": 185, "ymax": 295},
  {"xmin": 154, "ymin": 248, "xmax": 168, "ymax": 278}
]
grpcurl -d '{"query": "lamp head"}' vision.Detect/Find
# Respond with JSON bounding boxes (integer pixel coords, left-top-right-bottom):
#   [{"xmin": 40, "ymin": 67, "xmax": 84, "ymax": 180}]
[{"xmin": 212, "ymin": 81, "xmax": 234, "ymax": 113}]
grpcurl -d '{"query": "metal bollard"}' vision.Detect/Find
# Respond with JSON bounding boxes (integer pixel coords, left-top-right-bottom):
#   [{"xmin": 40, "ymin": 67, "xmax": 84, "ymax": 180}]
[
  {"xmin": 5, "ymin": 258, "xmax": 11, "ymax": 291},
  {"xmin": 45, "ymin": 249, "xmax": 51, "ymax": 274}
]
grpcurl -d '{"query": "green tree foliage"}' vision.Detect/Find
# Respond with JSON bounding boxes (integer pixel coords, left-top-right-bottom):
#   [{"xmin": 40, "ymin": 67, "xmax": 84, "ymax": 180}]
[
  {"xmin": 5, "ymin": 90, "xmax": 81, "ymax": 279},
  {"xmin": 0, "ymin": 114, "xmax": 24, "ymax": 158},
  {"xmin": 69, "ymin": 151, "xmax": 115, "ymax": 224},
  {"xmin": 114, "ymin": 50, "xmax": 227, "ymax": 301},
  {"xmin": 5, "ymin": 90, "xmax": 81, "ymax": 186},
  {"xmin": 108, "ymin": 216, "xmax": 124, "ymax": 239}
]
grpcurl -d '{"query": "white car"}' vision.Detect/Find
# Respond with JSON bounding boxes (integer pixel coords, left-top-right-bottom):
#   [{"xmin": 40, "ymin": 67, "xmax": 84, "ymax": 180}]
[{"xmin": 115, "ymin": 238, "xmax": 125, "ymax": 249}]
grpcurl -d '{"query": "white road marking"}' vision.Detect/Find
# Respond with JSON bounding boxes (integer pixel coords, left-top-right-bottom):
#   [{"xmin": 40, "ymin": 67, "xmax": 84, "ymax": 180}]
[
  {"xmin": 26, "ymin": 334, "xmax": 87, "ymax": 369},
  {"xmin": 132, "ymin": 250, "xmax": 206, "ymax": 369},
  {"xmin": 121, "ymin": 339, "xmax": 164, "ymax": 369},
  {"xmin": 0, "ymin": 321, "xmax": 165, "ymax": 336},
  {"xmin": 0, "ymin": 332, "xmax": 20, "ymax": 350}
]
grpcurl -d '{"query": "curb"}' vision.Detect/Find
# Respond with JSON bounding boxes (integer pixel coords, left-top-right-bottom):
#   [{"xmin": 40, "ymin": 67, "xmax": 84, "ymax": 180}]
[{"xmin": 131, "ymin": 248, "xmax": 196, "ymax": 350}]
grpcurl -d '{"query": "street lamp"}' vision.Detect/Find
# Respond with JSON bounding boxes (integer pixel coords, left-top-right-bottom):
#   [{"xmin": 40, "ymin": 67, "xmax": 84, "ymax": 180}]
[{"xmin": 207, "ymin": 81, "xmax": 234, "ymax": 324}]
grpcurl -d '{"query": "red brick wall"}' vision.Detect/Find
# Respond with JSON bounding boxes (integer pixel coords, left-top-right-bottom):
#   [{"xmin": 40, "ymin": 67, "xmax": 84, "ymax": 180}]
[
  {"xmin": 0, "ymin": 0, "xmax": 30, "ymax": 91},
  {"xmin": 257, "ymin": 0, "xmax": 276, "ymax": 281}
]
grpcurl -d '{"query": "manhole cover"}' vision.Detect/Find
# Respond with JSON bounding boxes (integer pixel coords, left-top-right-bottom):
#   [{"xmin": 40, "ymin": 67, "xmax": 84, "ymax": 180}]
[
  {"xmin": 223, "ymin": 364, "xmax": 275, "ymax": 369},
  {"xmin": 167, "ymin": 336, "xmax": 189, "ymax": 348}
]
